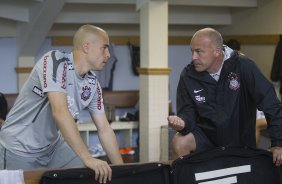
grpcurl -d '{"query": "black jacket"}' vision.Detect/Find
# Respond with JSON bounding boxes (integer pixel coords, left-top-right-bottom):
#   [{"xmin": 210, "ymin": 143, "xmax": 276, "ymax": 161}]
[{"xmin": 177, "ymin": 52, "xmax": 282, "ymax": 148}]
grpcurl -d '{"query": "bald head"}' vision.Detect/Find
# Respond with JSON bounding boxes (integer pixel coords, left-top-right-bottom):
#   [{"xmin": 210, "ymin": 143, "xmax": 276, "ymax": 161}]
[
  {"xmin": 73, "ymin": 24, "xmax": 109, "ymax": 50},
  {"xmin": 190, "ymin": 28, "xmax": 224, "ymax": 73},
  {"xmin": 191, "ymin": 27, "xmax": 223, "ymax": 49}
]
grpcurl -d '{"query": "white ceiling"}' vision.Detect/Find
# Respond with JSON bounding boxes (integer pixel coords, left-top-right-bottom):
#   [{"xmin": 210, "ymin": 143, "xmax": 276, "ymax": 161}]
[{"xmin": 0, "ymin": 0, "xmax": 258, "ymax": 56}]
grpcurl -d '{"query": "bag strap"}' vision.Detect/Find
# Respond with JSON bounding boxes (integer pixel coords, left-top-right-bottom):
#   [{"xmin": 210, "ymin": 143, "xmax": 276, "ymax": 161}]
[{"xmin": 172, "ymin": 146, "xmax": 272, "ymax": 166}]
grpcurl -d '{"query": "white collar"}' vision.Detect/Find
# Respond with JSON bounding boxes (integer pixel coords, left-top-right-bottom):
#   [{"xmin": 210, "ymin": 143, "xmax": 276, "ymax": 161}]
[{"xmin": 209, "ymin": 45, "xmax": 233, "ymax": 76}]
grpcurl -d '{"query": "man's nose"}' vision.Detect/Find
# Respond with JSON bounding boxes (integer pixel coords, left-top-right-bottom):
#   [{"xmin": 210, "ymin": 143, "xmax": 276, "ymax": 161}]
[{"xmin": 191, "ymin": 52, "xmax": 198, "ymax": 60}]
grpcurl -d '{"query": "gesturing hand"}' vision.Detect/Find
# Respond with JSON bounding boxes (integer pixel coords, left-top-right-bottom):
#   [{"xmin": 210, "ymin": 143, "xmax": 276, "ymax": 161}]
[{"xmin": 167, "ymin": 115, "xmax": 185, "ymax": 131}]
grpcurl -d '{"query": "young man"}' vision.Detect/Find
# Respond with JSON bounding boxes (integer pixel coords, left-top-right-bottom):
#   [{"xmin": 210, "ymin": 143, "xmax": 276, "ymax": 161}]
[
  {"xmin": 0, "ymin": 25, "xmax": 123, "ymax": 183},
  {"xmin": 168, "ymin": 27, "xmax": 282, "ymax": 166}
]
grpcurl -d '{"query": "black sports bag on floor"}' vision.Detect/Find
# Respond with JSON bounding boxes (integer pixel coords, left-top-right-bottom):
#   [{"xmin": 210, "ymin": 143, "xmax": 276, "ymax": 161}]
[
  {"xmin": 171, "ymin": 146, "xmax": 282, "ymax": 184},
  {"xmin": 40, "ymin": 162, "xmax": 171, "ymax": 184}
]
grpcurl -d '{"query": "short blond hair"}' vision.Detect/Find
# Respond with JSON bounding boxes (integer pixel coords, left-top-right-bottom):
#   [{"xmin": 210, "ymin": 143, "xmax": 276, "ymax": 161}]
[{"xmin": 73, "ymin": 24, "xmax": 107, "ymax": 50}]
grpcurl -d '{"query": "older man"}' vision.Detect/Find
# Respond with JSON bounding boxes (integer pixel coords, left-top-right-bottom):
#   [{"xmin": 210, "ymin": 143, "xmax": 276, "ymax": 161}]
[{"xmin": 168, "ymin": 27, "xmax": 282, "ymax": 166}]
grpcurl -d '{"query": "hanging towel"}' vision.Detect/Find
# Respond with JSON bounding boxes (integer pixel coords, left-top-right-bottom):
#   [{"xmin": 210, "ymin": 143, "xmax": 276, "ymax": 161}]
[{"xmin": 0, "ymin": 170, "xmax": 24, "ymax": 184}]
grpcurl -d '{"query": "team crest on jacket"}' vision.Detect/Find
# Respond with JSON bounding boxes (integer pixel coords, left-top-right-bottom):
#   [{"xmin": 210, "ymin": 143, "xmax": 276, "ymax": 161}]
[
  {"xmin": 227, "ymin": 72, "xmax": 240, "ymax": 91},
  {"xmin": 81, "ymin": 86, "xmax": 91, "ymax": 101}
]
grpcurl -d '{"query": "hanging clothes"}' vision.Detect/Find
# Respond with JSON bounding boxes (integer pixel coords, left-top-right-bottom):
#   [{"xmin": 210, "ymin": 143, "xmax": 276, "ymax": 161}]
[
  {"xmin": 270, "ymin": 36, "xmax": 282, "ymax": 95},
  {"xmin": 128, "ymin": 42, "xmax": 140, "ymax": 76}
]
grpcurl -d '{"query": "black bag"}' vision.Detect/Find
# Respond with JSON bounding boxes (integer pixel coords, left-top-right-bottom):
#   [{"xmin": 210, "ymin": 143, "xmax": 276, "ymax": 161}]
[
  {"xmin": 171, "ymin": 146, "xmax": 282, "ymax": 184},
  {"xmin": 40, "ymin": 162, "xmax": 171, "ymax": 184}
]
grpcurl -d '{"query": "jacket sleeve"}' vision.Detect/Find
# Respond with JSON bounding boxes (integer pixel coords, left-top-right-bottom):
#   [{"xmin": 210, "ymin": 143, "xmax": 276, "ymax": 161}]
[
  {"xmin": 243, "ymin": 59, "xmax": 282, "ymax": 147},
  {"xmin": 176, "ymin": 71, "xmax": 197, "ymax": 135}
]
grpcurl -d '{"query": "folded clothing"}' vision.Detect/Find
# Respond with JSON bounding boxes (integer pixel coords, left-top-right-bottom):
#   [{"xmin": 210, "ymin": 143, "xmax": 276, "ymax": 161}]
[{"xmin": 0, "ymin": 170, "xmax": 24, "ymax": 184}]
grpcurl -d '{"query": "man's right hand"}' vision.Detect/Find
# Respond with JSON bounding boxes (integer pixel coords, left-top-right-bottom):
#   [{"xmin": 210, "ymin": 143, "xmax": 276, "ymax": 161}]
[
  {"xmin": 48, "ymin": 92, "xmax": 113, "ymax": 183},
  {"xmin": 167, "ymin": 115, "xmax": 185, "ymax": 131},
  {"xmin": 84, "ymin": 157, "xmax": 112, "ymax": 184}
]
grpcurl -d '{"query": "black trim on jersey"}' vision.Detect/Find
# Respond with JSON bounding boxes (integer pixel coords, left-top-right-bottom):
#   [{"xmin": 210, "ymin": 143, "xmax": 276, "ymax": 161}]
[
  {"xmin": 32, "ymin": 86, "xmax": 44, "ymax": 98},
  {"xmin": 87, "ymin": 71, "xmax": 95, "ymax": 77},
  {"xmin": 87, "ymin": 71, "xmax": 97, "ymax": 85},
  {"xmin": 51, "ymin": 51, "xmax": 70, "ymax": 82},
  {"xmin": 67, "ymin": 62, "xmax": 74, "ymax": 70},
  {"xmin": 3, "ymin": 148, "xmax": 6, "ymax": 169},
  {"xmin": 32, "ymin": 98, "xmax": 49, "ymax": 123}
]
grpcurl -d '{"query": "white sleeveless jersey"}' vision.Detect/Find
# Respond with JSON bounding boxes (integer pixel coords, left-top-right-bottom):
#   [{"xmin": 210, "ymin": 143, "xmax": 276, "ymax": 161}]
[{"xmin": 0, "ymin": 50, "xmax": 104, "ymax": 157}]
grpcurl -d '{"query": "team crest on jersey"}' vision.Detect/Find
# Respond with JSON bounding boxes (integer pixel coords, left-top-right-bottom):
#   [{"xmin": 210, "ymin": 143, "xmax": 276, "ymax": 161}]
[
  {"xmin": 227, "ymin": 72, "xmax": 240, "ymax": 91},
  {"xmin": 81, "ymin": 86, "xmax": 91, "ymax": 101}
]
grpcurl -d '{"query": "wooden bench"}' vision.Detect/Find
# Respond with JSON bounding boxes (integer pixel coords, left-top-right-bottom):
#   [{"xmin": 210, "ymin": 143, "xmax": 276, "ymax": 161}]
[
  {"xmin": 24, "ymin": 169, "xmax": 46, "ymax": 184},
  {"xmin": 4, "ymin": 93, "xmax": 18, "ymax": 111}
]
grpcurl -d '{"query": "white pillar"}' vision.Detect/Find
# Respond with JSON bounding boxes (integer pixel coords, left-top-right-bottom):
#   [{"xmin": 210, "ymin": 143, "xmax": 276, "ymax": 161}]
[{"xmin": 137, "ymin": 0, "xmax": 169, "ymax": 162}]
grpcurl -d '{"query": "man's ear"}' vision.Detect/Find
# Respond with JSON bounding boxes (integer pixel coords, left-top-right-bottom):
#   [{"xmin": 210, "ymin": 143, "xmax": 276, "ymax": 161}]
[
  {"xmin": 214, "ymin": 47, "xmax": 221, "ymax": 57},
  {"xmin": 82, "ymin": 42, "xmax": 89, "ymax": 54}
]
